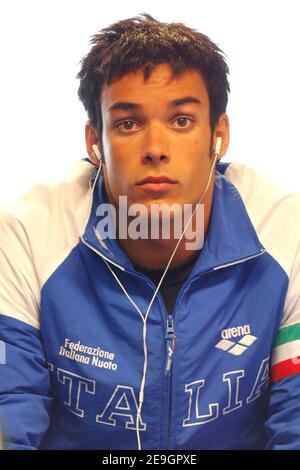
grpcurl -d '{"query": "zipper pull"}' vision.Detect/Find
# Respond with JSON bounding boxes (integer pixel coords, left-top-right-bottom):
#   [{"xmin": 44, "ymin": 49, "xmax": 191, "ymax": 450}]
[{"xmin": 165, "ymin": 314, "xmax": 176, "ymax": 375}]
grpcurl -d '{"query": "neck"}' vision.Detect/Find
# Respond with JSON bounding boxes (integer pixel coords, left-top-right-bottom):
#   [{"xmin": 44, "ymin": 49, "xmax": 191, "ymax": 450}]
[{"xmin": 115, "ymin": 183, "xmax": 215, "ymax": 270}]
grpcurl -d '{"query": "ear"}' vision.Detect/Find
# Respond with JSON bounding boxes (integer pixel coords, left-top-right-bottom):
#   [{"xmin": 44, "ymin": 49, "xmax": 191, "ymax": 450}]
[
  {"xmin": 85, "ymin": 120, "xmax": 102, "ymax": 166},
  {"xmin": 213, "ymin": 113, "xmax": 230, "ymax": 160}
]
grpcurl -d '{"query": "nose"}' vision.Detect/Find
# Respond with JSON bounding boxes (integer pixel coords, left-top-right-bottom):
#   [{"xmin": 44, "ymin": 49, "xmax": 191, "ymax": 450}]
[{"xmin": 141, "ymin": 123, "xmax": 170, "ymax": 165}]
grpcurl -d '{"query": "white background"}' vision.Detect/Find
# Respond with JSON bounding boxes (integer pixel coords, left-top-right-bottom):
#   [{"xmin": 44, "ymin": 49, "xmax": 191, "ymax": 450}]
[{"xmin": 0, "ymin": 0, "xmax": 299, "ymax": 206}]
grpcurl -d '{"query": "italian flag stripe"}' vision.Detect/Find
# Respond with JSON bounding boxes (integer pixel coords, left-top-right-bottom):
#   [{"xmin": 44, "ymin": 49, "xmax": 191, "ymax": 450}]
[
  {"xmin": 272, "ymin": 338, "xmax": 300, "ymax": 365},
  {"xmin": 275, "ymin": 322, "xmax": 300, "ymax": 347},
  {"xmin": 271, "ymin": 323, "xmax": 300, "ymax": 382},
  {"xmin": 271, "ymin": 357, "xmax": 300, "ymax": 382}
]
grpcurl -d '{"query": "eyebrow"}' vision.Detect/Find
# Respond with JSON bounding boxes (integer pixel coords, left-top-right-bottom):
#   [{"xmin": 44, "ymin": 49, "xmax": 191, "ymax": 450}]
[
  {"xmin": 107, "ymin": 96, "xmax": 202, "ymax": 112},
  {"xmin": 171, "ymin": 96, "xmax": 202, "ymax": 107}
]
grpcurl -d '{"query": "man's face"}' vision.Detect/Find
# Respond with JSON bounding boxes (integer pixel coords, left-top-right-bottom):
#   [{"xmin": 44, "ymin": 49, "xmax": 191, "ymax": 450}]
[{"xmin": 100, "ymin": 64, "xmax": 215, "ymax": 211}]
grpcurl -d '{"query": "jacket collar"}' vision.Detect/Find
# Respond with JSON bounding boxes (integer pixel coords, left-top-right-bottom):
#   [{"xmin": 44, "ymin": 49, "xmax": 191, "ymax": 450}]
[{"xmin": 81, "ymin": 162, "xmax": 265, "ymax": 275}]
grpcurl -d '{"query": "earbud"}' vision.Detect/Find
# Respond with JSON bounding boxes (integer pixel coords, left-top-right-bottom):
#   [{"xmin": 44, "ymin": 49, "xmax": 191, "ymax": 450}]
[
  {"xmin": 215, "ymin": 137, "xmax": 222, "ymax": 157},
  {"xmin": 92, "ymin": 144, "xmax": 102, "ymax": 161}
]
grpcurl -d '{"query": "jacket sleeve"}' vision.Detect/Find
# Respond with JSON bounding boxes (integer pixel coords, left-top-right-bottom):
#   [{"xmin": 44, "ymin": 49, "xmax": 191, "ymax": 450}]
[
  {"xmin": 265, "ymin": 241, "xmax": 300, "ymax": 449},
  {"xmin": 0, "ymin": 209, "xmax": 53, "ymax": 450}
]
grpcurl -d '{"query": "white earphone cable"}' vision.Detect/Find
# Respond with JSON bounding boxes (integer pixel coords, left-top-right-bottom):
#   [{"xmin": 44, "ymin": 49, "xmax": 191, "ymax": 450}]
[{"xmin": 92, "ymin": 139, "xmax": 221, "ymax": 450}]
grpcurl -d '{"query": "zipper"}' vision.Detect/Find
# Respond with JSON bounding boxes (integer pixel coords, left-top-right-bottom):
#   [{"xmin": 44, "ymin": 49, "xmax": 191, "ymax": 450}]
[
  {"xmin": 163, "ymin": 312, "xmax": 176, "ymax": 450},
  {"xmin": 165, "ymin": 314, "xmax": 176, "ymax": 375}
]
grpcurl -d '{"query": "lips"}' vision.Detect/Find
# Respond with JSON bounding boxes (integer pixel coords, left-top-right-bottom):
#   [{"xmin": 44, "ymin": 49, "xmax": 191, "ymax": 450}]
[
  {"xmin": 136, "ymin": 176, "xmax": 178, "ymax": 185},
  {"xmin": 135, "ymin": 175, "xmax": 178, "ymax": 194}
]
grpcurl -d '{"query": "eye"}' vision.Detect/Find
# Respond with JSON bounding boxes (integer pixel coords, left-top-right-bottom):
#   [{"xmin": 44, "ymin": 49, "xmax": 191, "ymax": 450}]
[
  {"xmin": 116, "ymin": 120, "xmax": 138, "ymax": 132},
  {"xmin": 173, "ymin": 117, "xmax": 194, "ymax": 129}
]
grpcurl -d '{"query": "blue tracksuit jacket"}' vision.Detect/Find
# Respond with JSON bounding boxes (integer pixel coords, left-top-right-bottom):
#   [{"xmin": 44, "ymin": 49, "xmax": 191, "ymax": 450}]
[{"xmin": 0, "ymin": 160, "xmax": 300, "ymax": 449}]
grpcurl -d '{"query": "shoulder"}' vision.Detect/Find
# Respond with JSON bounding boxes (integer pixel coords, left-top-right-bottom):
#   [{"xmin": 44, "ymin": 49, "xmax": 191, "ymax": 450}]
[
  {"xmin": 0, "ymin": 159, "xmax": 95, "ymax": 224},
  {"xmin": 0, "ymin": 159, "xmax": 96, "ymax": 287},
  {"xmin": 223, "ymin": 162, "xmax": 300, "ymax": 277}
]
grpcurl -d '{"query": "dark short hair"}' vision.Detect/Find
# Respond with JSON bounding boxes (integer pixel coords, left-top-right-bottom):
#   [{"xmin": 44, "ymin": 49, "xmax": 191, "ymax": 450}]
[{"xmin": 77, "ymin": 13, "xmax": 230, "ymax": 136}]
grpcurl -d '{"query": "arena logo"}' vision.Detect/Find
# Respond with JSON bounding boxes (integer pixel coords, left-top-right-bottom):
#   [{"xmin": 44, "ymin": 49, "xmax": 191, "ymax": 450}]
[{"xmin": 94, "ymin": 196, "xmax": 205, "ymax": 250}]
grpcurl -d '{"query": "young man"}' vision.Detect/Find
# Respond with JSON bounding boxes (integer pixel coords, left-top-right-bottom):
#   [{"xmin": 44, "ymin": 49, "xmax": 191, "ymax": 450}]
[{"xmin": 0, "ymin": 14, "xmax": 300, "ymax": 450}]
